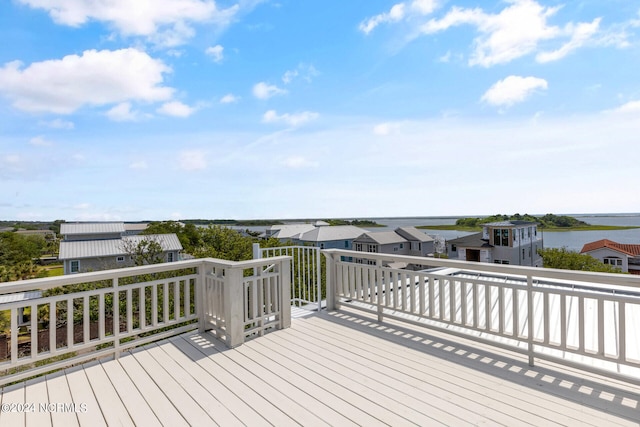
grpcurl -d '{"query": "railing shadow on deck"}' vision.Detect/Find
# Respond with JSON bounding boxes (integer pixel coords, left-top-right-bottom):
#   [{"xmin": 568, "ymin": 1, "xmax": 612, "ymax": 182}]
[{"xmin": 319, "ymin": 307, "xmax": 640, "ymax": 424}]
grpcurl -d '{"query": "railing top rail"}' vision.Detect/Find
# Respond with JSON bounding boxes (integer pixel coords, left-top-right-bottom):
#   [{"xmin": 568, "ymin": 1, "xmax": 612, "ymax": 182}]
[
  {"xmin": 322, "ymin": 249, "xmax": 640, "ymax": 288},
  {"xmin": 0, "ymin": 255, "xmax": 292, "ymax": 295}
]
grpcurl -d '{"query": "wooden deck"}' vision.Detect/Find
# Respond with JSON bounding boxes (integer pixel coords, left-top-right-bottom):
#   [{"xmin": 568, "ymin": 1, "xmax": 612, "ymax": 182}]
[{"xmin": 1, "ymin": 307, "xmax": 639, "ymax": 426}]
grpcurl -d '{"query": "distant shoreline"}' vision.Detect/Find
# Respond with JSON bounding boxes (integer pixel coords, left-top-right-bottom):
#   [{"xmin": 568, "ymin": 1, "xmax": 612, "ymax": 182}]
[{"xmin": 416, "ymin": 225, "xmax": 640, "ymax": 232}]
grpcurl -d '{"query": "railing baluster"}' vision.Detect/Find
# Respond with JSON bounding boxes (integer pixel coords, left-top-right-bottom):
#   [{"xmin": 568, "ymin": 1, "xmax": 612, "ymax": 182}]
[
  {"xmin": 11, "ymin": 307, "xmax": 17, "ymax": 364},
  {"xmin": 30, "ymin": 303, "xmax": 37, "ymax": 360},
  {"xmin": 84, "ymin": 295, "xmax": 90, "ymax": 344},
  {"xmin": 618, "ymin": 301, "xmax": 626, "ymax": 362},
  {"xmin": 174, "ymin": 279, "xmax": 180, "ymax": 321},
  {"xmin": 543, "ymin": 291, "xmax": 549, "ymax": 345},
  {"xmin": 560, "ymin": 294, "xmax": 567, "ymax": 348},
  {"xmin": 597, "ymin": 298, "xmax": 605, "ymax": 357},
  {"xmin": 49, "ymin": 301, "xmax": 56, "ymax": 354},
  {"xmin": 578, "ymin": 296, "xmax": 585, "ymax": 353},
  {"xmin": 163, "ymin": 282, "xmax": 169, "ymax": 324}
]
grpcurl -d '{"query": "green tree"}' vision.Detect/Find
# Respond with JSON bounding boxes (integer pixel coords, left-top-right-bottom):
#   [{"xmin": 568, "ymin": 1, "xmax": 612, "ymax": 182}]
[
  {"xmin": 538, "ymin": 248, "xmax": 623, "ymax": 273},
  {"xmin": 121, "ymin": 238, "xmax": 165, "ymax": 266}
]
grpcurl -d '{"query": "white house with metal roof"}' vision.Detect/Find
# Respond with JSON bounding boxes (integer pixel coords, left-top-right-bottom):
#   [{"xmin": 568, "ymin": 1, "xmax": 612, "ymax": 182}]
[
  {"xmin": 297, "ymin": 225, "xmax": 366, "ymax": 249},
  {"xmin": 58, "ymin": 222, "xmax": 182, "ymax": 274},
  {"xmin": 352, "ymin": 227, "xmax": 435, "ymax": 268}
]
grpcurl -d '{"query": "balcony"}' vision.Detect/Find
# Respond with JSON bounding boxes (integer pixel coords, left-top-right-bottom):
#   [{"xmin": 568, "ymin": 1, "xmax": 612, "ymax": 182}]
[{"xmin": 0, "ymin": 248, "xmax": 639, "ymax": 425}]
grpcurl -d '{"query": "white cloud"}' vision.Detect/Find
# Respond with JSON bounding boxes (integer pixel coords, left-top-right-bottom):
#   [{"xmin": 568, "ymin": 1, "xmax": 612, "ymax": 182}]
[
  {"xmin": 262, "ymin": 110, "xmax": 319, "ymax": 127},
  {"xmin": 0, "ymin": 48, "xmax": 173, "ymax": 114},
  {"xmin": 609, "ymin": 100, "xmax": 640, "ymax": 114},
  {"xmin": 373, "ymin": 122, "xmax": 402, "ymax": 135},
  {"xmin": 39, "ymin": 118, "xmax": 74, "ymax": 129},
  {"xmin": 29, "ymin": 136, "xmax": 53, "ymax": 147},
  {"xmin": 282, "ymin": 64, "xmax": 319, "ymax": 84},
  {"xmin": 206, "ymin": 44, "xmax": 224, "ymax": 63},
  {"xmin": 18, "ymin": 0, "xmax": 239, "ymax": 46},
  {"xmin": 360, "ymin": 0, "xmax": 437, "ymax": 34},
  {"xmin": 360, "ymin": 3, "xmax": 406, "ymax": 34},
  {"xmin": 421, "ymin": 0, "xmax": 602, "ymax": 67},
  {"xmin": 220, "ymin": 93, "xmax": 239, "ymax": 104},
  {"xmin": 481, "ymin": 75, "xmax": 548, "ymax": 107},
  {"xmin": 107, "ymin": 102, "xmax": 141, "ymax": 121},
  {"xmin": 179, "ymin": 150, "xmax": 207, "ymax": 171},
  {"xmin": 282, "ymin": 156, "xmax": 319, "ymax": 169},
  {"xmin": 536, "ymin": 18, "xmax": 601, "ymax": 63},
  {"xmin": 129, "ymin": 161, "xmax": 148, "ymax": 170},
  {"xmin": 157, "ymin": 101, "xmax": 195, "ymax": 117},
  {"xmin": 252, "ymin": 82, "xmax": 287, "ymax": 99}
]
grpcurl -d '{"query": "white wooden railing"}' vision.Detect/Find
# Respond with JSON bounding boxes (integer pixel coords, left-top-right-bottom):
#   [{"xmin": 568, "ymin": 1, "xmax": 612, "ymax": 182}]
[
  {"xmin": 0, "ymin": 256, "xmax": 291, "ymax": 386},
  {"xmin": 256, "ymin": 244, "xmax": 322, "ymax": 311},
  {"xmin": 323, "ymin": 250, "xmax": 640, "ymax": 385}
]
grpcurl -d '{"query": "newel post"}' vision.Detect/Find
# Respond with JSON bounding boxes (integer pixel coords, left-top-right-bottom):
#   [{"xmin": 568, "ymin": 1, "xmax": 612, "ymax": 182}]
[
  {"xmin": 324, "ymin": 251, "xmax": 336, "ymax": 311},
  {"xmin": 280, "ymin": 258, "xmax": 291, "ymax": 329},
  {"xmin": 224, "ymin": 266, "xmax": 245, "ymax": 348}
]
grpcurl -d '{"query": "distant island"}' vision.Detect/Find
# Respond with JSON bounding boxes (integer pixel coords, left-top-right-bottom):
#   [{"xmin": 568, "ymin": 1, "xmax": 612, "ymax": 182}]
[{"xmin": 417, "ymin": 213, "xmax": 640, "ymax": 232}]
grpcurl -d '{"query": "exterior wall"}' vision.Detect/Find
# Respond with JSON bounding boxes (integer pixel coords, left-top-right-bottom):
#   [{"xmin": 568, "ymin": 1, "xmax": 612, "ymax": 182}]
[
  {"xmin": 584, "ymin": 248, "xmax": 629, "ymax": 272},
  {"xmin": 314, "ymin": 240, "xmax": 353, "ymax": 250},
  {"xmin": 64, "ymin": 250, "xmax": 181, "ymax": 274},
  {"xmin": 407, "ymin": 240, "xmax": 434, "ymax": 256},
  {"xmin": 457, "ymin": 247, "xmax": 491, "ymax": 263}
]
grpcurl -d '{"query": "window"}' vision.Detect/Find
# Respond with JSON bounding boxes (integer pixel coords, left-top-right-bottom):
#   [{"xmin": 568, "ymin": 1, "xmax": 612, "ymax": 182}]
[
  {"xmin": 393, "ymin": 247, "xmax": 399, "ymax": 251},
  {"xmin": 418, "ymin": 243, "xmax": 422, "ymax": 251},
  {"xmin": 451, "ymin": 244, "xmax": 457, "ymax": 252},
  {"xmin": 604, "ymin": 257, "xmax": 622, "ymax": 266},
  {"xmin": 399, "ymin": 243, "xmax": 404, "ymax": 249},
  {"xmin": 116, "ymin": 256, "xmax": 125, "ymax": 262},
  {"xmin": 367, "ymin": 260, "xmax": 376, "ymax": 265},
  {"xmin": 344, "ymin": 240, "xmax": 349, "ymax": 248},
  {"xmin": 355, "ymin": 243, "xmax": 362, "ymax": 251},
  {"xmin": 528, "ymin": 227, "xmax": 531, "ymax": 238},
  {"xmin": 70, "ymin": 260, "xmax": 80, "ymax": 273},
  {"xmin": 493, "ymin": 229, "xmax": 510, "ymax": 246},
  {"xmin": 502, "ymin": 260, "xmax": 510, "ymax": 264},
  {"xmin": 320, "ymin": 243, "xmax": 325, "ymax": 249},
  {"xmin": 520, "ymin": 229, "xmax": 525, "ymax": 239},
  {"xmin": 167, "ymin": 252, "xmax": 174, "ymax": 262},
  {"xmin": 522, "ymin": 249, "xmax": 525, "ymax": 259},
  {"xmin": 367, "ymin": 244, "xmax": 377, "ymax": 253}
]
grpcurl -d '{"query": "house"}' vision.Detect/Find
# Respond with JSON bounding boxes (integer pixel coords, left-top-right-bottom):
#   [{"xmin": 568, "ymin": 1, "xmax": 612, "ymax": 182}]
[
  {"xmin": 263, "ymin": 223, "xmax": 316, "ymax": 242},
  {"xmin": 297, "ymin": 225, "xmax": 366, "ymax": 249},
  {"xmin": 352, "ymin": 227, "xmax": 435, "ymax": 269},
  {"xmin": 580, "ymin": 239, "xmax": 640, "ymax": 274},
  {"xmin": 447, "ymin": 220, "xmax": 543, "ymax": 266},
  {"xmin": 58, "ymin": 222, "xmax": 182, "ymax": 274}
]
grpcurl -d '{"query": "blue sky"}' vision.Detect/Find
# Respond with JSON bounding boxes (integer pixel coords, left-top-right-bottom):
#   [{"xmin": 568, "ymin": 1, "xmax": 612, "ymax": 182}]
[{"xmin": 1, "ymin": 0, "xmax": 639, "ymax": 221}]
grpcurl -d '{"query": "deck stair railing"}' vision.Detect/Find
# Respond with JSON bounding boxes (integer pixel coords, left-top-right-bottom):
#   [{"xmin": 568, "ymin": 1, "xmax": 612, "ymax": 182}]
[
  {"xmin": 323, "ymin": 249, "xmax": 640, "ymax": 385},
  {"xmin": 0, "ymin": 256, "xmax": 291, "ymax": 386}
]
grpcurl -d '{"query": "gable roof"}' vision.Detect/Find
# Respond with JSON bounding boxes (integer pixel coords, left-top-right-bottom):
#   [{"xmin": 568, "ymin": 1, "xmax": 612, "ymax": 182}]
[
  {"xmin": 298, "ymin": 225, "xmax": 366, "ymax": 242},
  {"xmin": 395, "ymin": 227, "xmax": 434, "ymax": 242},
  {"xmin": 270, "ymin": 224, "xmax": 316, "ymax": 239},
  {"xmin": 61, "ymin": 222, "xmax": 126, "ymax": 236},
  {"xmin": 447, "ymin": 232, "xmax": 493, "ymax": 248},
  {"xmin": 580, "ymin": 239, "xmax": 640, "ymax": 256},
  {"xmin": 354, "ymin": 231, "xmax": 408, "ymax": 245},
  {"xmin": 59, "ymin": 234, "xmax": 182, "ymax": 260}
]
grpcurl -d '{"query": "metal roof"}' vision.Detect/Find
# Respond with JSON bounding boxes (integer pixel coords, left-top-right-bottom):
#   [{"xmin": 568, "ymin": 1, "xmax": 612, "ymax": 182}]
[
  {"xmin": 356, "ymin": 231, "xmax": 408, "ymax": 245},
  {"xmin": 298, "ymin": 225, "xmax": 366, "ymax": 242},
  {"xmin": 59, "ymin": 234, "xmax": 182, "ymax": 260},
  {"xmin": 484, "ymin": 220, "xmax": 537, "ymax": 227},
  {"xmin": 271, "ymin": 224, "xmax": 316, "ymax": 239},
  {"xmin": 61, "ymin": 222, "xmax": 126, "ymax": 235},
  {"xmin": 395, "ymin": 227, "xmax": 434, "ymax": 242}
]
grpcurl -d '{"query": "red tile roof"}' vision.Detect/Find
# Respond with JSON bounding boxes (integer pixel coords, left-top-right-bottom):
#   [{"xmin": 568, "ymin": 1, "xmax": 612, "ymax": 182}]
[{"xmin": 580, "ymin": 239, "xmax": 640, "ymax": 256}]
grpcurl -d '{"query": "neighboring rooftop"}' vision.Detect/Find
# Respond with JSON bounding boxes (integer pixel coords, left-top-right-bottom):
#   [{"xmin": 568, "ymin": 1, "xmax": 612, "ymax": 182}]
[
  {"xmin": 395, "ymin": 226, "xmax": 434, "ymax": 242},
  {"xmin": 581, "ymin": 239, "xmax": 640, "ymax": 256},
  {"xmin": 59, "ymin": 234, "xmax": 182, "ymax": 260},
  {"xmin": 298, "ymin": 225, "xmax": 366, "ymax": 242},
  {"xmin": 484, "ymin": 220, "xmax": 538, "ymax": 227},
  {"xmin": 61, "ymin": 222, "xmax": 126, "ymax": 236},
  {"xmin": 448, "ymin": 232, "xmax": 493, "ymax": 248},
  {"xmin": 355, "ymin": 230, "xmax": 407, "ymax": 245}
]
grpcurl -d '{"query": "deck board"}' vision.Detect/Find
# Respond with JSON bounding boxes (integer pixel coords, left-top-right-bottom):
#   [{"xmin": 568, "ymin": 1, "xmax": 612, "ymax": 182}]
[{"xmin": 2, "ymin": 308, "xmax": 639, "ymax": 426}]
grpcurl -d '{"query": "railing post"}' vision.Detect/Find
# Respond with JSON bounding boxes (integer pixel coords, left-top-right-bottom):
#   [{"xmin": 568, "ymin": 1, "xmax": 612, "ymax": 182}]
[
  {"xmin": 280, "ymin": 258, "xmax": 292, "ymax": 329},
  {"xmin": 316, "ymin": 247, "xmax": 322, "ymax": 311},
  {"xmin": 377, "ymin": 258, "xmax": 383, "ymax": 323},
  {"xmin": 113, "ymin": 277, "xmax": 120, "ymax": 359},
  {"xmin": 324, "ymin": 251, "xmax": 336, "ymax": 311},
  {"xmin": 527, "ymin": 273, "xmax": 534, "ymax": 367},
  {"xmin": 252, "ymin": 243, "xmax": 261, "ymax": 260},
  {"xmin": 197, "ymin": 260, "xmax": 207, "ymax": 333},
  {"xmin": 224, "ymin": 266, "xmax": 245, "ymax": 348}
]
